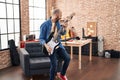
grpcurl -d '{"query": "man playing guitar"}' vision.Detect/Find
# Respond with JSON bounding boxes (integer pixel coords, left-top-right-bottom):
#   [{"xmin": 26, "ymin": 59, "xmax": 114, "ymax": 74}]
[{"xmin": 39, "ymin": 9, "xmax": 70, "ymax": 80}]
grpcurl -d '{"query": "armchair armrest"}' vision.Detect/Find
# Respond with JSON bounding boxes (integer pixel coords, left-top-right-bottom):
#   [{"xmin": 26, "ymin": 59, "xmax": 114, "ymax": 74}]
[{"xmin": 18, "ymin": 48, "xmax": 30, "ymax": 75}]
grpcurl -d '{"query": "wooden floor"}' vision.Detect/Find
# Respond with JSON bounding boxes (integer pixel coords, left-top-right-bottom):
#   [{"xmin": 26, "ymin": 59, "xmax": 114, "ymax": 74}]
[{"xmin": 0, "ymin": 55, "xmax": 120, "ymax": 80}]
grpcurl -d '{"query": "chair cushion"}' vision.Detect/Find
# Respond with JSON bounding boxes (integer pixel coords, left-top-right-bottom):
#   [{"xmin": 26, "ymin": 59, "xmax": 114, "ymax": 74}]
[
  {"xmin": 30, "ymin": 57, "xmax": 50, "ymax": 69},
  {"xmin": 28, "ymin": 52, "xmax": 45, "ymax": 58},
  {"xmin": 25, "ymin": 42, "xmax": 47, "ymax": 58}
]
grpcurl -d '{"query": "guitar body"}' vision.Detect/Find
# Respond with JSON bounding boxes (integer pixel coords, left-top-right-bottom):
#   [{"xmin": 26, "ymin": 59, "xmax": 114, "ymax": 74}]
[{"xmin": 43, "ymin": 32, "xmax": 60, "ymax": 55}]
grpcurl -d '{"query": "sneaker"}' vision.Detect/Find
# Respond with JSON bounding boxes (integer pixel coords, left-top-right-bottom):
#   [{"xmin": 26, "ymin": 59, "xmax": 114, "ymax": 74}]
[{"xmin": 59, "ymin": 74, "xmax": 68, "ymax": 80}]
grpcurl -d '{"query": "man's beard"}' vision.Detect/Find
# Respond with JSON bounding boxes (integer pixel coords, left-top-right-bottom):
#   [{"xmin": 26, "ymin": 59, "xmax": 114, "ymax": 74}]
[{"xmin": 56, "ymin": 17, "xmax": 61, "ymax": 22}]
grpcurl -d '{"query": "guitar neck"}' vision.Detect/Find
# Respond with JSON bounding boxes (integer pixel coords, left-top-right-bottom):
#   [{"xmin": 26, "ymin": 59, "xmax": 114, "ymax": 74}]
[{"xmin": 53, "ymin": 27, "xmax": 63, "ymax": 41}]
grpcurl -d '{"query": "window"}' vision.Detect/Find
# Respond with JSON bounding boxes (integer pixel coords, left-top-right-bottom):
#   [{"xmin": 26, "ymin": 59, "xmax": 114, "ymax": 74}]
[
  {"xmin": 0, "ymin": 0, "xmax": 20, "ymax": 50},
  {"xmin": 29, "ymin": 0, "xmax": 46, "ymax": 39}
]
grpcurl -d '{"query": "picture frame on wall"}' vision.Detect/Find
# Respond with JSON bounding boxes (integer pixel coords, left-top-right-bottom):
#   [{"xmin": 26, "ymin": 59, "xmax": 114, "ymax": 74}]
[{"xmin": 87, "ymin": 22, "xmax": 97, "ymax": 37}]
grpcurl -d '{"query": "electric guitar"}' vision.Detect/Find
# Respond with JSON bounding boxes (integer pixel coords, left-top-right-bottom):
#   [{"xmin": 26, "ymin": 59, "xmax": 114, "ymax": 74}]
[{"xmin": 43, "ymin": 13, "xmax": 75, "ymax": 55}]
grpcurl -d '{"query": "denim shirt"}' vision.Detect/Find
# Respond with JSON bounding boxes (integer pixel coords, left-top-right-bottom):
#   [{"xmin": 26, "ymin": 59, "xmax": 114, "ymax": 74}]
[{"xmin": 39, "ymin": 18, "xmax": 66, "ymax": 49}]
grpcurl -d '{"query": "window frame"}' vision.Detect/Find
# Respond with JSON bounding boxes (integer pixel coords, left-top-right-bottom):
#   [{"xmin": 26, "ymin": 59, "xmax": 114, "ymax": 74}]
[
  {"xmin": 0, "ymin": 0, "xmax": 21, "ymax": 50},
  {"xmin": 29, "ymin": 0, "xmax": 46, "ymax": 39}
]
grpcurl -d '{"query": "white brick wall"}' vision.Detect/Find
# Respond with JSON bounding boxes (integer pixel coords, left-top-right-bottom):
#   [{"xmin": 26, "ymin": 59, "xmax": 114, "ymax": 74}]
[{"xmin": 56, "ymin": 0, "xmax": 120, "ymax": 50}]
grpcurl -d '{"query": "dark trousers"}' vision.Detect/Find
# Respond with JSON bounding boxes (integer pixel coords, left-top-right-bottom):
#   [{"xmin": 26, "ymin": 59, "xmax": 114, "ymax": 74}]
[{"xmin": 49, "ymin": 47, "xmax": 70, "ymax": 80}]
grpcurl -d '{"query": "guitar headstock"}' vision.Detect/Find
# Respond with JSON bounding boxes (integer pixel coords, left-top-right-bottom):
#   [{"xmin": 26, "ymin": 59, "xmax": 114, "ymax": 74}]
[
  {"xmin": 60, "ymin": 12, "xmax": 76, "ymax": 24},
  {"xmin": 66, "ymin": 12, "xmax": 75, "ymax": 21}
]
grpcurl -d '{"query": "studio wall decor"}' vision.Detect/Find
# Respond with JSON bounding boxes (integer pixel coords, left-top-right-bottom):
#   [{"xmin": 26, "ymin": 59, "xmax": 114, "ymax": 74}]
[{"xmin": 87, "ymin": 22, "xmax": 97, "ymax": 37}]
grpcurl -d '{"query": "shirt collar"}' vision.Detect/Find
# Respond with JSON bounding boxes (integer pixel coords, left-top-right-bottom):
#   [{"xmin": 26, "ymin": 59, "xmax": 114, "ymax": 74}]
[{"xmin": 48, "ymin": 17, "xmax": 52, "ymax": 25}]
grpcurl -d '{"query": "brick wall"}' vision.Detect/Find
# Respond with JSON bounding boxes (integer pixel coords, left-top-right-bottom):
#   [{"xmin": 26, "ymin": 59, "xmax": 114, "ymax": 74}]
[
  {"xmin": 55, "ymin": 0, "xmax": 120, "ymax": 50},
  {"xmin": 20, "ymin": 0, "xmax": 29, "ymax": 40},
  {"xmin": 0, "ymin": 50, "xmax": 11, "ymax": 69}
]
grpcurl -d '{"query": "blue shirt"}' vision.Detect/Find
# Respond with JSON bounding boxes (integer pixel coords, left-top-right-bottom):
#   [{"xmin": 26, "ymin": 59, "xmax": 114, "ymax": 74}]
[{"xmin": 39, "ymin": 18, "xmax": 66, "ymax": 49}]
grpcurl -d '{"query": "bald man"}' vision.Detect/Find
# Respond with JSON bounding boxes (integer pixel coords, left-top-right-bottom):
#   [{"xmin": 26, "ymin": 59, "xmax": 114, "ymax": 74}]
[{"xmin": 39, "ymin": 9, "xmax": 70, "ymax": 80}]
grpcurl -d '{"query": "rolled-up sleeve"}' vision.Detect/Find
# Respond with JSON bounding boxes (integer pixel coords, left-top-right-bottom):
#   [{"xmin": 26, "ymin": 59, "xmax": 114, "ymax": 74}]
[{"xmin": 39, "ymin": 23, "xmax": 46, "ymax": 45}]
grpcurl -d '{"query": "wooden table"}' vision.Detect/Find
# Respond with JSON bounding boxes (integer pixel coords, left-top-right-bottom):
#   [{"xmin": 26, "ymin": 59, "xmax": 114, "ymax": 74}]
[{"xmin": 62, "ymin": 39, "xmax": 92, "ymax": 69}]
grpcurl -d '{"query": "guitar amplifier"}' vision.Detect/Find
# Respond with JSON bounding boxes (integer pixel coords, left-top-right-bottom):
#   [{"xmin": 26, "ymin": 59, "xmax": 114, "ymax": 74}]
[{"xmin": 25, "ymin": 34, "xmax": 35, "ymax": 41}]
